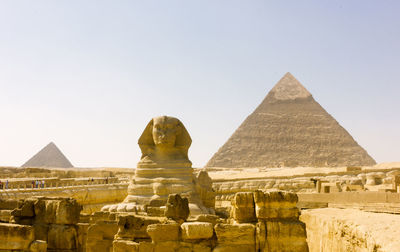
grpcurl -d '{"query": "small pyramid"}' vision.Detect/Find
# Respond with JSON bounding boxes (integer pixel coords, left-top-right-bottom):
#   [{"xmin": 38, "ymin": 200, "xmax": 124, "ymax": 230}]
[
  {"xmin": 22, "ymin": 142, "xmax": 74, "ymax": 168},
  {"xmin": 206, "ymin": 73, "xmax": 376, "ymax": 168}
]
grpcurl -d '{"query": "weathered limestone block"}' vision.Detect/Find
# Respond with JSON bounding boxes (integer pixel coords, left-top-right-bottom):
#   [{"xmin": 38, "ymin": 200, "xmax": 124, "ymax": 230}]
[
  {"xmin": 0, "ymin": 199, "xmax": 19, "ymax": 210},
  {"xmin": 365, "ymin": 172, "xmax": 384, "ymax": 185},
  {"xmin": 147, "ymin": 223, "xmax": 180, "ymax": 242},
  {"xmin": 264, "ymin": 221, "xmax": 308, "ymax": 252},
  {"xmin": 113, "ymin": 240, "xmax": 140, "ymax": 252},
  {"xmin": 90, "ymin": 211, "xmax": 116, "ymax": 223},
  {"xmin": 256, "ymin": 221, "xmax": 266, "ymax": 252},
  {"xmin": 164, "ymin": 194, "xmax": 190, "ymax": 222},
  {"xmin": 77, "ymin": 223, "xmax": 89, "ymax": 252},
  {"xmin": 10, "ymin": 199, "xmax": 36, "ymax": 225},
  {"xmin": 0, "ymin": 223, "xmax": 34, "ymax": 250},
  {"xmin": 32, "ymin": 223, "xmax": 49, "ymax": 241},
  {"xmin": 34, "ymin": 197, "xmax": 81, "ymax": 224},
  {"xmin": 86, "ymin": 221, "xmax": 118, "ymax": 252},
  {"xmin": 0, "ymin": 209, "xmax": 12, "ymax": 222},
  {"xmin": 195, "ymin": 170, "xmax": 216, "ymax": 209},
  {"xmin": 178, "ymin": 241, "xmax": 212, "ymax": 252},
  {"xmin": 181, "ymin": 222, "xmax": 214, "ymax": 240},
  {"xmin": 214, "ymin": 223, "xmax": 255, "ymax": 252},
  {"xmin": 29, "ymin": 240, "xmax": 47, "ymax": 252},
  {"xmin": 11, "ymin": 199, "xmax": 35, "ymax": 217},
  {"xmin": 153, "ymin": 241, "xmax": 180, "ymax": 252},
  {"xmin": 147, "ymin": 206, "xmax": 165, "ymax": 217},
  {"xmin": 115, "ymin": 214, "xmax": 161, "ymax": 240},
  {"xmin": 253, "ymin": 190, "xmax": 299, "ymax": 220},
  {"xmin": 231, "ymin": 192, "xmax": 256, "ymax": 223},
  {"xmin": 47, "ymin": 224, "xmax": 78, "ymax": 250},
  {"xmin": 194, "ymin": 214, "xmax": 220, "ymax": 226}
]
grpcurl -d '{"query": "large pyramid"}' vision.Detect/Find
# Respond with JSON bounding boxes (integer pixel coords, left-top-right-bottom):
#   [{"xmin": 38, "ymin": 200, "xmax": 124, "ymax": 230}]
[
  {"xmin": 206, "ymin": 73, "xmax": 376, "ymax": 168},
  {"xmin": 22, "ymin": 142, "xmax": 74, "ymax": 168}
]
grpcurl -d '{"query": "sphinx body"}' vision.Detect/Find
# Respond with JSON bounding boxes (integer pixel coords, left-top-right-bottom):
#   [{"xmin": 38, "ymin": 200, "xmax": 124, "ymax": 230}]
[{"xmin": 102, "ymin": 116, "xmax": 214, "ymax": 215}]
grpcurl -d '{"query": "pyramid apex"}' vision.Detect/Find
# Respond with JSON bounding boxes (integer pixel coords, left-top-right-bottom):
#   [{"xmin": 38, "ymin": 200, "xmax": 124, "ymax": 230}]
[{"xmin": 269, "ymin": 73, "xmax": 312, "ymax": 101}]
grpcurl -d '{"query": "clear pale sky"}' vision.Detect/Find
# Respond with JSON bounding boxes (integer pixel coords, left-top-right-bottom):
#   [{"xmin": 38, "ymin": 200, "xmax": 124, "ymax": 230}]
[{"xmin": 0, "ymin": 1, "xmax": 399, "ymax": 168}]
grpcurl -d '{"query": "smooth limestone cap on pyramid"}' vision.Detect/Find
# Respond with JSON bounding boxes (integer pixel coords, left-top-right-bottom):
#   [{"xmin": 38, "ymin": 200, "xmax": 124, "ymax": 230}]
[
  {"xmin": 22, "ymin": 142, "xmax": 74, "ymax": 168},
  {"xmin": 206, "ymin": 72, "xmax": 376, "ymax": 168}
]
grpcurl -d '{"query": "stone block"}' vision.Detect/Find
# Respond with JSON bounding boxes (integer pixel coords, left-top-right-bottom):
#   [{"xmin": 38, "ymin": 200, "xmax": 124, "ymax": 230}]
[
  {"xmin": 214, "ymin": 223, "xmax": 255, "ymax": 246},
  {"xmin": 264, "ymin": 220, "xmax": 308, "ymax": 252},
  {"xmin": 137, "ymin": 241, "xmax": 155, "ymax": 252},
  {"xmin": 181, "ymin": 222, "xmax": 213, "ymax": 240},
  {"xmin": 11, "ymin": 199, "xmax": 35, "ymax": 217},
  {"xmin": 254, "ymin": 190, "xmax": 299, "ymax": 220},
  {"xmin": 90, "ymin": 211, "xmax": 116, "ymax": 223},
  {"xmin": 113, "ymin": 240, "xmax": 139, "ymax": 252},
  {"xmin": 193, "ymin": 243, "xmax": 212, "ymax": 252},
  {"xmin": 153, "ymin": 241, "xmax": 179, "ymax": 252},
  {"xmin": 115, "ymin": 214, "xmax": 160, "ymax": 240},
  {"xmin": 0, "ymin": 199, "xmax": 19, "ymax": 210},
  {"xmin": 77, "ymin": 223, "xmax": 89, "ymax": 252},
  {"xmin": 47, "ymin": 224, "xmax": 78, "ymax": 250},
  {"xmin": 32, "ymin": 223, "xmax": 49, "ymax": 241},
  {"xmin": 29, "ymin": 240, "xmax": 47, "ymax": 252},
  {"xmin": 0, "ymin": 223, "xmax": 34, "ymax": 250},
  {"xmin": 195, "ymin": 170, "xmax": 216, "ymax": 209},
  {"xmin": 194, "ymin": 214, "xmax": 220, "ymax": 226},
  {"xmin": 34, "ymin": 197, "xmax": 82, "ymax": 224},
  {"xmin": 0, "ymin": 209, "xmax": 12, "ymax": 222},
  {"xmin": 164, "ymin": 194, "xmax": 190, "ymax": 222},
  {"xmin": 256, "ymin": 221, "xmax": 266, "ymax": 252},
  {"xmin": 147, "ymin": 223, "xmax": 180, "ymax": 242},
  {"xmin": 213, "ymin": 244, "xmax": 255, "ymax": 252},
  {"xmin": 231, "ymin": 192, "xmax": 256, "ymax": 223},
  {"xmin": 86, "ymin": 221, "xmax": 118, "ymax": 252},
  {"xmin": 147, "ymin": 206, "xmax": 165, "ymax": 216}
]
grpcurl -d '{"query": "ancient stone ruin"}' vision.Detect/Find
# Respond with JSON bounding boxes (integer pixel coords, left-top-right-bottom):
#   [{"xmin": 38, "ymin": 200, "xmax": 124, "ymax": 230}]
[
  {"xmin": 206, "ymin": 72, "xmax": 376, "ymax": 168},
  {"xmin": 22, "ymin": 142, "xmax": 74, "ymax": 168},
  {"xmin": 1, "ymin": 112, "xmax": 399, "ymax": 251},
  {"xmin": 102, "ymin": 116, "xmax": 215, "ymax": 216}
]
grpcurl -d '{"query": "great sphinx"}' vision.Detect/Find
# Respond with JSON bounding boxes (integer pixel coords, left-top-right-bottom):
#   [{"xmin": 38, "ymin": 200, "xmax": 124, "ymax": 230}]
[
  {"xmin": 102, "ymin": 116, "xmax": 215, "ymax": 215},
  {"xmin": 137, "ymin": 116, "xmax": 192, "ymax": 168}
]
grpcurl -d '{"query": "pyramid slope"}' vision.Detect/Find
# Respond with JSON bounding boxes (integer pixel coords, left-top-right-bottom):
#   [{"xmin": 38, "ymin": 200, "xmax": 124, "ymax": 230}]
[
  {"xmin": 22, "ymin": 142, "xmax": 74, "ymax": 168},
  {"xmin": 206, "ymin": 73, "xmax": 376, "ymax": 168}
]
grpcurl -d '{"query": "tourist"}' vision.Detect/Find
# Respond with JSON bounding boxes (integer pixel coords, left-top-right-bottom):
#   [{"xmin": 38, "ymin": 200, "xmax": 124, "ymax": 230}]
[
  {"xmin": 5, "ymin": 180, "xmax": 8, "ymax": 189},
  {"xmin": 31, "ymin": 180, "xmax": 35, "ymax": 188},
  {"xmin": 0, "ymin": 181, "xmax": 2, "ymax": 189},
  {"xmin": 42, "ymin": 180, "xmax": 45, "ymax": 188},
  {"xmin": 35, "ymin": 180, "xmax": 39, "ymax": 188}
]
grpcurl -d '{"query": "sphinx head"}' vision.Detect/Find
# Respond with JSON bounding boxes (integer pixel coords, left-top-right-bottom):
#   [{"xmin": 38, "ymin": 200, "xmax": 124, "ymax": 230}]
[
  {"xmin": 152, "ymin": 116, "xmax": 182, "ymax": 149},
  {"xmin": 138, "ymin": 116, "xmax": 192, "ymax": 167}
]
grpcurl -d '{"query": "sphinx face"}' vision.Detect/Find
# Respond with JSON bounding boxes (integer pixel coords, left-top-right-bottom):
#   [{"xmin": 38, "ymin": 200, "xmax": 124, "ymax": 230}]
[{"xmin": 152, "ymin": 116, "xmax": 180, "ymax": 149}]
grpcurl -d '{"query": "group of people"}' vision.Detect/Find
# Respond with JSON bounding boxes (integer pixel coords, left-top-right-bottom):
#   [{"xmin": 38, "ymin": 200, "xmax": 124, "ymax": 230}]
[
  {"xmin": 32, "ymin": 180, "xmax": 45, "ymax": 188},
  {"xmin": 0, "ymin": 180, "xmax": 9, "ymax": 189},
  {"xmin": 87, "ymin": 177, "xmax": 109, "ymax": 184}
]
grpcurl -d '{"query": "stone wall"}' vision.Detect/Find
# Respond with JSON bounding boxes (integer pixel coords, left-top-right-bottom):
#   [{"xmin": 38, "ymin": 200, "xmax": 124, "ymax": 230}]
[
  {"xmin": 0, "ymin": 183, "xmax": 128, "ymax": 214},
  {"xmin": 0, "ymin": 197, "xmax": 84, "ymax": 251},
  {"xmin": 212, "ymin": 167, "xmax": 400, "ymax": 215},
  {"xmin": 300, "ymin": 208, "xmax": 400, "ymax": 252},
  {"xmin": 298, "ymin": 192, "xmax": 400, "ymax": 213},
  {"xmin": 84, "ymin": 191, "xmax": 308, "ymax": 252}
]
